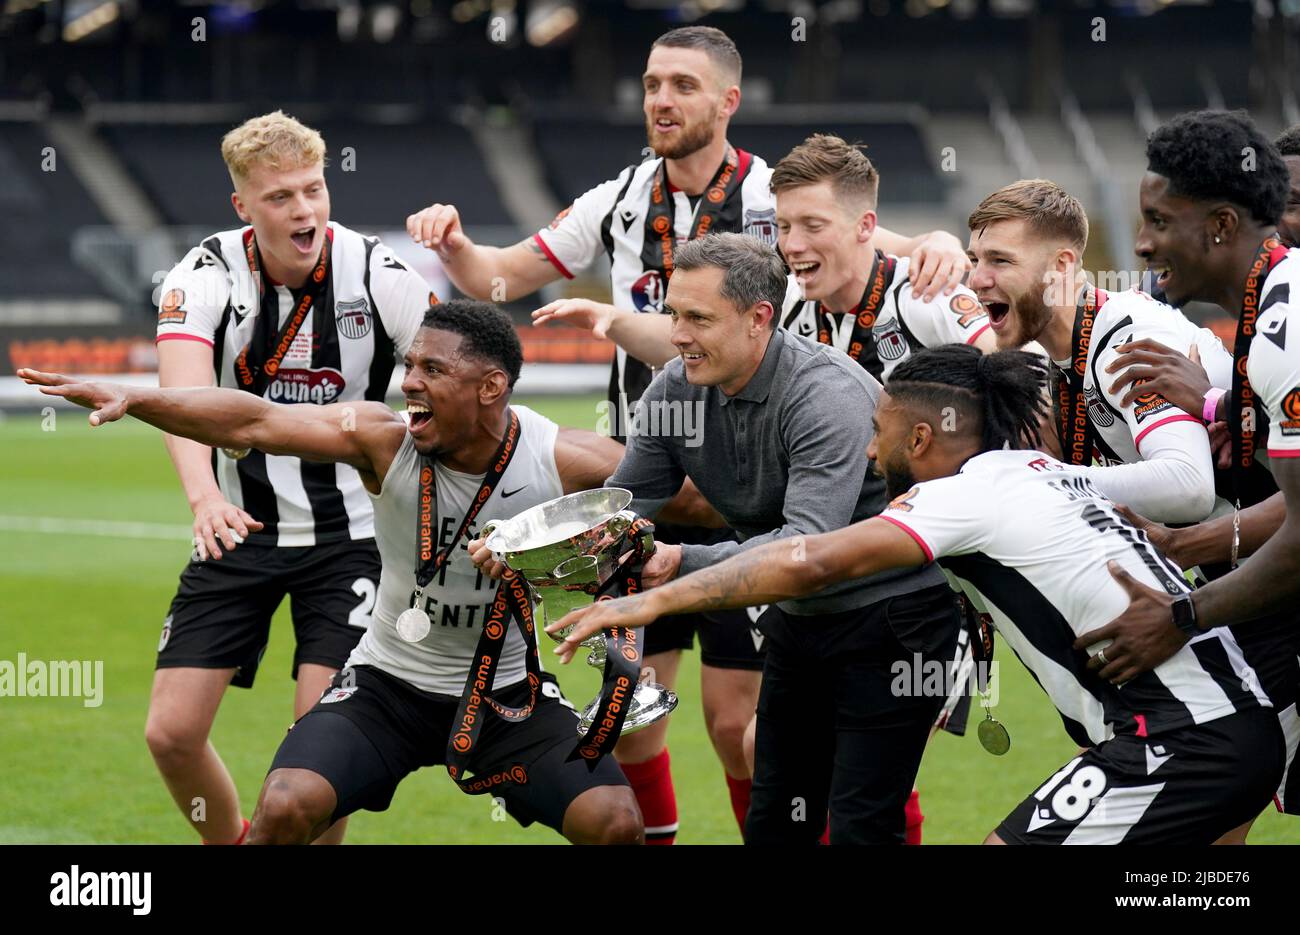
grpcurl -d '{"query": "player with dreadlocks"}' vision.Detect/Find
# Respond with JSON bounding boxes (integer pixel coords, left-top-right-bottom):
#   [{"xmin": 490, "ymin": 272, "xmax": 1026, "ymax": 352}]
[{"xmin": 551, "ymin": 344, "xmax": 1282, "ymax": 844}]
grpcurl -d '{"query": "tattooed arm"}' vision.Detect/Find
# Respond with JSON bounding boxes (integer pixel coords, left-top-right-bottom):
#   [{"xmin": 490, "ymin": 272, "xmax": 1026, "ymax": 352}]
[{"xmin": 544, "ymin": 516, "xmax": 928, "ymax": 661}]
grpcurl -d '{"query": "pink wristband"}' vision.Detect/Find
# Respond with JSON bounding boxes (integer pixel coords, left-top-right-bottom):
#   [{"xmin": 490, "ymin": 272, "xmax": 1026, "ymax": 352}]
[{"xmin": 1202, "ymin": 387, "xmax": 1226, "ymax": 424}]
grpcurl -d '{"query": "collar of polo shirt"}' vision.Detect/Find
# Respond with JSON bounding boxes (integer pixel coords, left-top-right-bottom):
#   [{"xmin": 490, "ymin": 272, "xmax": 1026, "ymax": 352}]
[{"xmin": 719, "ymin": 327, "xmax": 785, "ymax": 406}]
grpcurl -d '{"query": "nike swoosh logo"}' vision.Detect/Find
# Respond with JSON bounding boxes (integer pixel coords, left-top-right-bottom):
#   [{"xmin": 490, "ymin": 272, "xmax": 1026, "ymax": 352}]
[{"xmin": 500, "ymin": 486, "xmax": 528, "ymax": 498}]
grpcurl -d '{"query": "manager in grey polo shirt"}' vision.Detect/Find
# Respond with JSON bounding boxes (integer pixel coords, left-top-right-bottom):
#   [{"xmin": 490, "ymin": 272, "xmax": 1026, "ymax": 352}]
[{"xmin": 606, "ymin": 233, "xmax": 962, "ymax": 845}]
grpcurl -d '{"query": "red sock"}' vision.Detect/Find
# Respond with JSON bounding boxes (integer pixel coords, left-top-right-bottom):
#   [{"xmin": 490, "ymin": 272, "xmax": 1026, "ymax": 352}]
[
  {"xmin": 203, "ymin": 817, "xmax": 250, "ymax": 845},
  {"xmin": 621, "ymin": 749, "xmax": 677, "ymax": 845},
  {"xmin": 905, "ymin": 789, "xmax": 923, "ymax": 845},
  {"xmin": 724, "ymin": 774, "xmax": 752, "ymax": 840}
]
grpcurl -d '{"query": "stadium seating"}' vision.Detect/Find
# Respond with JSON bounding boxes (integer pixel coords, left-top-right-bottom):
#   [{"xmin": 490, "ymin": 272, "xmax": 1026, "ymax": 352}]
[{"xmin": 0, "ymin": 121, "xmax": 110, "ymax": 297}]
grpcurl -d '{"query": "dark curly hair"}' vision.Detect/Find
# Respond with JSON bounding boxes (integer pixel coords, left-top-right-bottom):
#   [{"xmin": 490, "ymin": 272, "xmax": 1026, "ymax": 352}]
[
  {"xmin": 1145, "ymin": 110, "xmax": 1289, "ymax": 227},
  {"xmin": 421, "ymin": 299, "xmax": 523, "ymax": 388},
  {"xmin": 1276, "ymin": 124, "xmax": 1300, "ymax": 158},
  {"xmin": 886, "ymin": 344, "xmax": 1048, "ymax": 453}
]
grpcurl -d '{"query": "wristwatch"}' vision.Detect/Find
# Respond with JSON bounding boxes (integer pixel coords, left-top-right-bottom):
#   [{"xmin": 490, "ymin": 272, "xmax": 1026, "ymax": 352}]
[{"xmin": 1171, "ymin": 593, "xmax": 1200, "ymax": 638}]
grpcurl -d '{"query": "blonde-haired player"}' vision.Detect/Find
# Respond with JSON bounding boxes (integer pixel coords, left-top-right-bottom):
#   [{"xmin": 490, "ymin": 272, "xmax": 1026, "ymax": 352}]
[{"xmin": 148, "ymin": 110, "xmax": 435, "ymax": 844}]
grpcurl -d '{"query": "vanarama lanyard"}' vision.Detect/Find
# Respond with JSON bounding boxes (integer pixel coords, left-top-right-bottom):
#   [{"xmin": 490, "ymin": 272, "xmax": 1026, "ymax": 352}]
[
  {"xmin": 815, "ymin": 249, "xmax": 897, "ymax": 364},
  {"xmin": 643, "ymin": 146, "xmax": 747, "ymax": 282},
  {"xmin": 1228, "ymin": 236, "xmax": 1290, "ymax": 502},
  {"xmin": 1054, "ymin": 285, "xmax": 1108, "ymax": 465},
  {"xmin": 565, "ymin": 517, "xmax": 657, "ymax": 768},
  {"xmin": 396, "ymin": 410, "xmax": 539, "ymax": 795},
  {"xmin": 232, "ymin": 228, "xmax": 331, "ymax": 396}
]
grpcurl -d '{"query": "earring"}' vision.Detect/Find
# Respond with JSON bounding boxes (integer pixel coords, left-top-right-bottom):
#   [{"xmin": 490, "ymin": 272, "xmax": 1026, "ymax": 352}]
[{"xmin": 1214, "ymin": 236, "xmax": 1222, "ymax": 244}]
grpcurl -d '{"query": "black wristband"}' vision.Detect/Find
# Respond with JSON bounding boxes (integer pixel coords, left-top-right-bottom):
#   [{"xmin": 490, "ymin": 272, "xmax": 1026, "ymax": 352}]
[{"xmin": 1171, "ymin": 594, "xmax": 1199, "ymax": 638}]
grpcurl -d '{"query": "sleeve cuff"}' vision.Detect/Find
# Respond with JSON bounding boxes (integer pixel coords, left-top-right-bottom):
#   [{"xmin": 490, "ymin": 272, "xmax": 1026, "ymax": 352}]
[
  {"xmin": 156, "ymin": 333, "xmax": 215, "ymax": 348},
  {"xmin": 532, "ymin": 233, "xmax": 574, "ymax": 280},
  {"xmin": 878, "ymin": 515, "xmax": 935, "ymax": 562},
  {"xmin": 677, "ymin": 541, "xmax": 738, "ymax": 576}
]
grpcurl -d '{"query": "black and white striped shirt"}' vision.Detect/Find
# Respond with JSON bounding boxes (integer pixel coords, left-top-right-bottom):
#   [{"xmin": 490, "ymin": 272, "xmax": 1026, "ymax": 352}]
[
  {"xmin": 532, "ymin": 150, "xmax": 777, "ymax": 426},
  {"xmin": 156, "ymin": 221, "xmax": 434, "ymax": 547},
  {"xmin": 880, "ymin": 449, "xmax": 1271, "ymax": 747}
]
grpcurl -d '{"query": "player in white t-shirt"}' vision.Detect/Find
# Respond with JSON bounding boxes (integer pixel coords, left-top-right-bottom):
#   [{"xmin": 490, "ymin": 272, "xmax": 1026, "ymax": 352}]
[
  {"xmin": 404, "ymin": 26, "xmax": 971, "ymax": 843},
  {"xmin": 549, "ymin": 345, "xmax": 1283, "ymax": 844},
  {"xmin": 22, "ymin": 301, "xmax": 708, "ymax": 844}
]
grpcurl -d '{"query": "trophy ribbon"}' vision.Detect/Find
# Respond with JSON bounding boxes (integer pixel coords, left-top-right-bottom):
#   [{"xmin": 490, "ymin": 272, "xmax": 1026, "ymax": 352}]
[{"xmin": 566, "ymin": 515, "xmax": 656, "ymax": 769}]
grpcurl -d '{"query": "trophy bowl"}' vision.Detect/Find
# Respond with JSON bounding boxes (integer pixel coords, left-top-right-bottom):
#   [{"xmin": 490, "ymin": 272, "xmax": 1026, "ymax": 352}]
[{"xmin": 482, "ymin": 488, "xmax": 677, "ymax": 737}]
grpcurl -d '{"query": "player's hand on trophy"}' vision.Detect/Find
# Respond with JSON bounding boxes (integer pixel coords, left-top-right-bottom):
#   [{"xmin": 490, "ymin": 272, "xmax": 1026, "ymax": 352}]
[
  {"xmin": 19, "ymin": 369, "xmax": 129, "ymax": 427},
  {"xmin": 1073, "ymin": 561, "xmax": 1188, "ymax": 685},
  {"xmin": 638, "ymin": 542, "xmax": 681, "ymax": 588},
  {"xmin": 191, "ymin": 494, "xmax": 263, "ymax": 562},
  {"xmin": 909, "ymin": 230, "xmax": 971, "ymax": 301},
  {"xmin": 406, "ymin": 202, "xmax": 468, "ymax": 258},
  {"xmin": 546, "ymin": 595, "xmax": 657, "ymax": 664},
  {"xmin": 1106, "ymin": 340, "xmax": 1210, "ymax": 415},
  {"xmin": 531, "ymin": 298, "xmax": 618, "ymax": 339},
  {"xmin": 468, "ymin": 536, "xmax": 514, "ymax": 580}
]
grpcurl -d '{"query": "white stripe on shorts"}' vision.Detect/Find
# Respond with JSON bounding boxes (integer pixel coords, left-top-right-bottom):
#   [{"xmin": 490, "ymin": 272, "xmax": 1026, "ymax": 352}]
[{"xmin": 1062, "ymin": 782, "xmax": 1165, "ymax": 844}]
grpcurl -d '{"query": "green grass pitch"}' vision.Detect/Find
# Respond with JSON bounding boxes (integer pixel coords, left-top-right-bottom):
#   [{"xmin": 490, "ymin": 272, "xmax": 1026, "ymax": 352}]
[{"xmin": 0, "ymin": 398, "xmax": 1295, "ymax": 844}]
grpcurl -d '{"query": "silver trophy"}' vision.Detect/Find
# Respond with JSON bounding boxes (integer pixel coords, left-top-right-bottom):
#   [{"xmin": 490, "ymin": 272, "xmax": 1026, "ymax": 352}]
[{"xmin": 481, "ymin": 487, "xmax": 677, "ymax": 736}]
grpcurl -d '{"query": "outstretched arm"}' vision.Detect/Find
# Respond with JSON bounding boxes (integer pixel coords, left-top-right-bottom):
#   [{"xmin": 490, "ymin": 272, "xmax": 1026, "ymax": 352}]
[
  {"xmin": 20, "ymin": 369, "xmax": 403, "ymax": 489},
  {"xmin": 544, "ymin": 517, "xmax": 926, "ymax": 661}
]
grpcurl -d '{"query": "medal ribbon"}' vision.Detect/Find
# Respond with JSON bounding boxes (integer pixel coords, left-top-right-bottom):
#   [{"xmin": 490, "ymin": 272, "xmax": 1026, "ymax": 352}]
[
  {"xmin": 232, "ymin": 229, "xmax": 332, "ymax": 395},
  {"xmin": 814, "ymin": 250, "xmax": 897, "ymax": 364},
  {"xmin": 1228, "ymin": 236, "xmax": 1289, "ymax": 502},
  {"xmin": 1054, "ymin": 285, "xmax": 1108, "ymax": 465},
  {"xmin": 413, "ymin": 409, "xmax": 520, "ymax": 590},
  {"xmin": 566, "ymin": 516, "xmax": 656, "ymax": 769},
  {"xmin": 644, "ymin": 146, "xmax": 747, "ymax": 283}
]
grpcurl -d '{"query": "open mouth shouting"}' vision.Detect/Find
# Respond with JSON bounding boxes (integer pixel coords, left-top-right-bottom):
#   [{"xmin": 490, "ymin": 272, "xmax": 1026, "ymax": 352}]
[
  {"xmin": 1147, "ymin": 262, "xmax": 1172, "ymax": 291},
  {"xmin": 290, "ymin": 226, "xmax": 317, "ymax": 253},
  {"xmin": 981, "ymin": 298, "xmax": 1011, "ymax": 332},
  {"xmin": 406, "ymin": 400, "xmax": 433, "ymax": 433},
  {"xmin": 790, "ymin": 260, "xmax": 820, "ymax": 287}
]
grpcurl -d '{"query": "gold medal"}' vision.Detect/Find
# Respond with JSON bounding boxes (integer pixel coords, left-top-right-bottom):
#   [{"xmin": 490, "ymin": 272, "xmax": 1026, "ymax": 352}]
[
  {"xmin": 977, "ymin": 713, "xmax": 1011, "ymax": 755},
  {"xmin": 222, "ymin": 447, "xmax": 251, "ymax": 460}
]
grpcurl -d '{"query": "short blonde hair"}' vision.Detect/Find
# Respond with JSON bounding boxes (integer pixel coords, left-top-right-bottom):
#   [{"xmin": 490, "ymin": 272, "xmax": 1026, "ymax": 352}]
[
  {"xmin": 221, "ymin": 111, "xmax": 326, "ymax": 183},
  {"xmin": 967, "ymin": 179, "xmax": 1088, "ymax": 252}
]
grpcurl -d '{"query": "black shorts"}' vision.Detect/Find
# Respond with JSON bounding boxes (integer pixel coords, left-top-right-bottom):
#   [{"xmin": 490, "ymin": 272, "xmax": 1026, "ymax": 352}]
[
  {"xmin": 642, "ymin": 607, "xmax": 769, "ymax": 670},
  {"xmin": 995, "ymin": 708, "xmax": 1284, "ymax": 845},
  {"xmin": 270, "ymin": 665, "xmax": 629, "ymax": 832},
  {"xmin": 156, "ymin": 539, "xmax": 380, "ymax": 689}
]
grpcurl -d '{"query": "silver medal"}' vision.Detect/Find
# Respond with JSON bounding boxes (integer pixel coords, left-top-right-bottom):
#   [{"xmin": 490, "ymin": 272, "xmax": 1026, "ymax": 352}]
[{"xmin": 395, "ymin": 608, "xmax": 431, "ymax": 643}]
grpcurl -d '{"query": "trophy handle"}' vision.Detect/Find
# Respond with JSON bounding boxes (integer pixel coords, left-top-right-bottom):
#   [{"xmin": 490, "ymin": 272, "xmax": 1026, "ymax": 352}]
[{"xmin": 479, "ymin": 519, "xmax": 504, "ymax": 560}]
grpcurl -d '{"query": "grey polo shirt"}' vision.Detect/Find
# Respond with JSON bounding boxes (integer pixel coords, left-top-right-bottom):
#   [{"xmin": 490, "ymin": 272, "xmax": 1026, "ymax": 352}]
[{"xmin": 607, "ymin": 326, "xmax": 945, "ymax": 615}]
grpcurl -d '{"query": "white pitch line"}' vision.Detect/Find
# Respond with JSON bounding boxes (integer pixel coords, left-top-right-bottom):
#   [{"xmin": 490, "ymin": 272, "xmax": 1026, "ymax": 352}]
[{"xmin": 0, "ymin": 514, "xmax": 192, "ymax": 541}]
